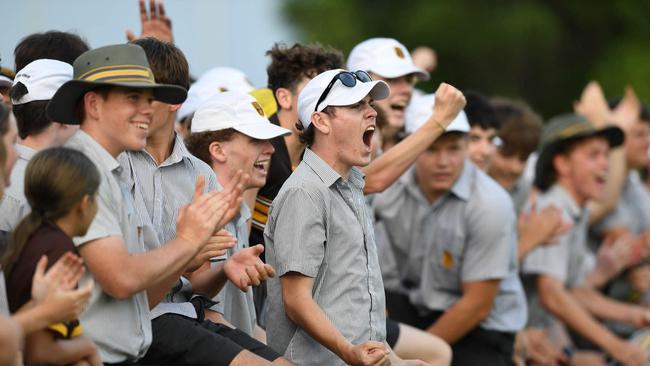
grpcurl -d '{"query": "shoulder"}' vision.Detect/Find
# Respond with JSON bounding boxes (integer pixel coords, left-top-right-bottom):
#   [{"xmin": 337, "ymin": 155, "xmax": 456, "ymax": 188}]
[
  {"xmin": 184, "ymin": 154, "xmax": 219, "ymax": 189},
  {"xmin": 272, "ymin": 169, "xmax": 330, "ymax": 214},
  {"xmin": 467, "ymin": 169, "xmax": 514, "ymax": 218}
]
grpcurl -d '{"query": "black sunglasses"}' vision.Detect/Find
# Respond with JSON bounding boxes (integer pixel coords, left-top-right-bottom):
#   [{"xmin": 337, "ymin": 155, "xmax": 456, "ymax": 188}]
[{"xmin": 314, "ymin": 70, "xmax": 373, "ymax": 112}]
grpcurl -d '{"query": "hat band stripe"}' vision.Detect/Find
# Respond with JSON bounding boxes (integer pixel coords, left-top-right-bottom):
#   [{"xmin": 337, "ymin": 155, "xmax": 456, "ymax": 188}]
[
  {"xmin": 78, "ymin": 64, "xmax": 151, "ymax": 79},
  {"xmin": 557, "ymin": 123, "xmax": 593, "ymax": 139},
  {"xmin": 90, "ymin": 77, "xmax": 156, "ymax": 84},
  {"xmin": 84, "ymin": 69, "xmax": 154, "ymax": 82}
]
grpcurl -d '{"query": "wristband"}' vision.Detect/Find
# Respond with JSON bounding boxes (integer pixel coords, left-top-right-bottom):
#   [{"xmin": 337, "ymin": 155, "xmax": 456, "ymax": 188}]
[{"xmin": 432, "ymin": 118, "xmax": 447, "ymax": 132}]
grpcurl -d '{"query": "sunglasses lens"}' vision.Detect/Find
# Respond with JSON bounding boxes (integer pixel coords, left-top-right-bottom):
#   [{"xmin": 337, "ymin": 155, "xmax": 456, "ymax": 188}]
[
  {"xmin": 355, "ymin": 70, "xmax": 372, "ymax": 82},
  {"xmin": 339, "ymin": 72, "xmax": 357, "ymax": 87}
]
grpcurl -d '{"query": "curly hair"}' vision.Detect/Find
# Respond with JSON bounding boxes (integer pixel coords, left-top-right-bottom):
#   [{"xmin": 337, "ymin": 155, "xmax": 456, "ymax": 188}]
[{"xmin": 266, "ymin": 43, "xmax": 344, "ymax": 93}]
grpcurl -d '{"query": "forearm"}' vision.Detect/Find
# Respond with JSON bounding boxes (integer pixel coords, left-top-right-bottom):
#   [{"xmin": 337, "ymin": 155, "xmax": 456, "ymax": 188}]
[
  {"xmin": 0, "ymin": 315, "xmax": 21, "ymax": 366},
  {"xmin": 518, "ymin": 238, "xmax": 538, "ymax": 263},
  {"xmin": 426, "ymin": 295, "xmax": 491, "ymax": 344},
  {"xmin": 108, "ymin": 238, "xmax": 198, "ymax": 299},
  {"xmin": 25, "ymin": 332, "xmax": 96, "ymax": 365},
  {"xmin": 12, "ymin": 300, "xmax": 58, "ymax": 335},
  {"xmin": 188, "ymin": 262, "xmax": 228, "ymax": 298},
  {"xmin": 571, "ymin": 286, "xmax": 641, "ymax": 325},
  {"xmin": 362, "ymin": 120, "xmax": 443, "ymax": 194},
  {"xmin": 539, "ymin": 279, "xmax": 622, "ymax": 354},
  {"xmin": 285, "ymin": 293, "xmax": 353, "ymax": 360}
]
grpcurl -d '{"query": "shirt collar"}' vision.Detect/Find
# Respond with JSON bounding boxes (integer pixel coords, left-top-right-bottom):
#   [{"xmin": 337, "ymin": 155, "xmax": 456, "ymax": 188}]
[
  {"xmin": 72, "ymin": 129, "xmax": 120, "ymax": 172},
  {"xmin": 548, "ymin": 183, "xmax": 584, "ymax": 220},
  {"xmin": 302, "ymin": 148, "xmax": 342, "ymax": 187},
  {"xmin": 404, "ymin": 168, "xmax": 430, "ymax": 204},
  {"xmin": 448, "ymin": 159, "xmax": 473, "ymax": 201},
  {"xmin": 15, "ymin": 143, "xmax": 37, "ymax": 161},
  {"xmin": 140, "ymin": 133, "xmax": 191, "ymax": 168}
]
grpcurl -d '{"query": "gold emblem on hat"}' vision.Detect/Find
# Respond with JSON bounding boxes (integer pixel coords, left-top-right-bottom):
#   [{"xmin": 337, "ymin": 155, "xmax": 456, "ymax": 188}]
[
  {"xmin": 218, "ymin": 87, "xmax": 228, "ymax": 92},
  {"xmin": 252, "ymin": 101, "xmax": 265, "ymax": 116},
  {"xmin": 394, "ymin": 47, "xmax": 405, "ymax": 59},
  {"xmin": 442, "ymin": 250, "xmax": 453, "ymax": 269}
]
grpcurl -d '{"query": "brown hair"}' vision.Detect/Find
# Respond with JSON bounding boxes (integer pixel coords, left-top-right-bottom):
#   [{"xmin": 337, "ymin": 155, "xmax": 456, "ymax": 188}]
[
  {"xmin": 185, "ymin": 128, "xmax": 238, "ymax": 165},
  {"xmin": 2, "ymin": 148, "xmax": 100, "ymax": 275},
  {"xmin": 14, "ymin": 31, "xmax": 89, "ymax": 72},
  {"xmin": 492, "ymin": 97, "xmax": 543, "ymax": 161},
  {"xmin": 130, "ymin": 38, "xmax": 190, "ymax": 90},
  {"xmin": 266, "ymin": 43, "xmax": 344, "ymax": 94}
]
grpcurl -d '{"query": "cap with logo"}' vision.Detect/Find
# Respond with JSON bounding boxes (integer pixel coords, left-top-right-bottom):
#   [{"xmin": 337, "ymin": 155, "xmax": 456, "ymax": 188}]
[
  {"xmin": 347, "ymin": 38, "xmax": 429, "ymax": 81},
  {"xmin": 47, "ymin": 43, "xmax": 187, "ymax": 125},
  {"xmin": 534, "ymin": 113, "xmax": 624, "ymax": 191},
  {"xmin": 178, "ymin": 67, "xmax": 255, "ymax": 121},
  {"xmin": 191, "ymin": 90, "xmax": 290, "ymax": 140},
  {"xmin": 12, "ymin": 59, "xmax": 73, "ymax": 105},
  {"xmin": 405, "ymin": 93, "xmax": 470, "ymax": 134},
  {"xmin": 297, "ymin": 69, "xmax": 390, "ymax": 129}
]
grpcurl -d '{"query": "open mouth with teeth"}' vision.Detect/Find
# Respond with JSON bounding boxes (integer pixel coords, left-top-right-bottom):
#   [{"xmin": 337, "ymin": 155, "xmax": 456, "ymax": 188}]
[
  {"xmin": 253, "ymin": 159, "xmax": 269, "ymax": 173},
  {"xmin": 134, "ymin": 123, "xmax": 149, "ymax": 131},
  {"xmin": 363, "ymin": 126, "xmax": 376, "ymax": 148}
]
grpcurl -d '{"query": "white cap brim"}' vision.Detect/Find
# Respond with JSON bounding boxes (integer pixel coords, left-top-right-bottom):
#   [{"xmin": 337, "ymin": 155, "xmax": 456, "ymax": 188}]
[
  {"xmin": 234, "ymin": 121, "xmax": 291, "ymax": 140},
  {"xmin": 371, "ymin": 64, "xmax": 430, "ymax": 81}
]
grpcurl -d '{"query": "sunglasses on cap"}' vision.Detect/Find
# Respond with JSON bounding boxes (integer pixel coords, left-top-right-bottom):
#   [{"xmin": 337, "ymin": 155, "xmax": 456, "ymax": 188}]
[{"xmin": 314, "ymin": 70, "xmax": 373, "ymax": 112}]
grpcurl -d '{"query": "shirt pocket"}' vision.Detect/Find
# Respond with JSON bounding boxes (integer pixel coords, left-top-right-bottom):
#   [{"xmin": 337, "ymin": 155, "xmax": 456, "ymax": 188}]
[{"xmin": 426, "ymin": 227, "xmax": 464, "ymax": 292}]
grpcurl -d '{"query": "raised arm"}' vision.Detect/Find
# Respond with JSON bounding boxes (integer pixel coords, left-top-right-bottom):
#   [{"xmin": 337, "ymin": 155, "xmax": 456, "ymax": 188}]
[{"xmin": 362, "ymin": 83, "xmax": 466, "ymax": 194}]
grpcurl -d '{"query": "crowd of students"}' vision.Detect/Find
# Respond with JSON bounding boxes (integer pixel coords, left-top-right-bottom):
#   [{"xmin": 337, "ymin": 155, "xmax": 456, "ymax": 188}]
[{"xmin": 1, "ymin": 1, "xmax": 650, "ymax": 365}]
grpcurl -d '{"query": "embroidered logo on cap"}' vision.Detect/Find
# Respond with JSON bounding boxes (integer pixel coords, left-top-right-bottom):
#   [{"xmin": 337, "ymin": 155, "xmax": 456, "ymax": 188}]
[
  {"xmin": 442, "ymin": 250, "xmax": 453, "ymax": 269},
  {"xmin": 394, "ymin": 47, "xmax": 405, "ymax": 59},
  {"xmin": 252, "ymin": 101, "xmax": 264, "ymax": 116}
]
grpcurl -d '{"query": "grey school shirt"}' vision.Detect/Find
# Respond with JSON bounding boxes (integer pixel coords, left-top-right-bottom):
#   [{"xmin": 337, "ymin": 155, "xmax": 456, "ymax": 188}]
[
  {"xmin": 373, "ymin": 161, "xmax": 527, "ymax": 333},
  {"xmin": 594, "ymin": 171, "xmax": 650, "ymax": 236},
  {"xmin": 265, "ymin": 148, "xmax": 386, "ymax": 366},
  {"xmin": 0, "ymin": 144, "xmax": 36, "ymax": 231},
  {"xmin": 521, "ymin": 184, "xmax": 595, "ymax": 328},
  {"xmin": 66, "ymin": 130, "xmax": 152, "ymax": 363},
  {"xmin": 221, "ymin": 203, "xmax": 257, "ymax": 335},
  {"xmin": 119, "ymin": 134, "xmax": 220, "ymax": 319}
]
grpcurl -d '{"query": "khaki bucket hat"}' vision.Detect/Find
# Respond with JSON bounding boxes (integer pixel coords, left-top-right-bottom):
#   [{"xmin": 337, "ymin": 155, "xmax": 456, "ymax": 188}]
[
  {"xmin": 533, "ymin": 113, "xmax": 624, "ymax": 191},
  {"xmin": 47, "ymin": 43, "xmax": 187, "ymax": 124}
]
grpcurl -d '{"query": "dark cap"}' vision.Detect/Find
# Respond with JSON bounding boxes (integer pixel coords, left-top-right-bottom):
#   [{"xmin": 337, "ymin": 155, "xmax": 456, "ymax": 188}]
[
  {"xmin": 534, "ymin": 113, "xmax": 624, "ymax": 191},
  {"xmin": 46, "ymin": 43, "xmax": 187, "ymax": 125}
]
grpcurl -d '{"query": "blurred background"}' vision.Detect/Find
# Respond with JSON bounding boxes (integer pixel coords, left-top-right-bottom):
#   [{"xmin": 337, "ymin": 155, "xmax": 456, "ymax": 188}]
[{"xmin": 3, "ymin": 0, "xmax": 650, "ymax": 117}]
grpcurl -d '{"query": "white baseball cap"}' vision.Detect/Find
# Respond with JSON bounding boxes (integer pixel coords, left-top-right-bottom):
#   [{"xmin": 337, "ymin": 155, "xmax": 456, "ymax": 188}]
[
  {"xmin": 11, "ymin": 59, "xmax": 72, "ymax": 105},
  {"xmin": 347, "ymin": 38, "xmax": 429, "ymax": 81},
  {"xmin": 297, "ymin": 69, "xmax": 390, "ymax": 128},
  {"xmin": 178, "ymin": 67, "xmax": 255, "ymax": 120},
  {"xmin": 405, "ymin": 93, "xmax": 470, "ymax": 134},
  {"xmin": 191, "ymin": 91, "xmax": 290, "ymax": 140}
]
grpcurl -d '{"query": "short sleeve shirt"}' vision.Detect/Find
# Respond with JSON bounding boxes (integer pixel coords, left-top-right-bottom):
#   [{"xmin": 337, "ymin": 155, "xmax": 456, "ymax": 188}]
[
  {"xmin": 6, "ymin": 222, "xmax": 76, "ymax": 313},
  {"xmin": 264, "ymin": 148, "xmax": 386, "ymax": 366},
  {"xmin": 0, "ymin": 144, "xmax": 37, "ymax": 231},
  {"xmin": 373, "ymin": 161, "xmax": 528, "ymax": 332},
  {"xmin": 65, "ymin": 130, "xmax": 152, "ymax": 363},
  {"xmin": 221, "ymin": 203, "xmax": 257, "ymax": 336},
  {"xmin": 521, "ymin": 184, "xmax": 595, "ymax": 328},
  {"xmin": 119, "ymin": 134, "xmax": 219, "ymax": 319}
]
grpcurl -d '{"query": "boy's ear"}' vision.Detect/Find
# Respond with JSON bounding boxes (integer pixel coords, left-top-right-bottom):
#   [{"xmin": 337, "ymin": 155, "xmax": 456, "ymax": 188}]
[
  {"xmin": 275, "ymin": 88, "xmax": 294, "ymax": 111},
  {"xmin": 311, "ymin": 112, "xmax": 331, "ymax": 135},
  {"xmin": 209, "ymin": 141, "xmax": 228, "ymax": 164}
]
